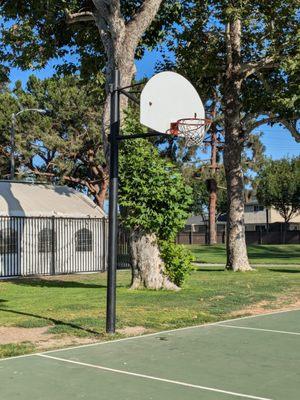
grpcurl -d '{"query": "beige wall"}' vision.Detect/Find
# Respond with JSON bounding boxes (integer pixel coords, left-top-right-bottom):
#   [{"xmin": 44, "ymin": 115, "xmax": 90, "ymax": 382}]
[
  {"xmin": 244, "ymin": 206, "xmax": 300, "ymax": 224},
  {"xmin": 269, "ymin": 208, "xmax": 300, "ymax": 223},
  {"xmin": 244, "ymin": 208, "xmax": 267, "ymax": 224}
]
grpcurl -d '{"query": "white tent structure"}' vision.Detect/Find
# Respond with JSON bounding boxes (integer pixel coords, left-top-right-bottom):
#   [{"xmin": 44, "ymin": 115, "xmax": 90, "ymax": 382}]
[{"xmin": 0, "ymin": 181, "xmax": 107, "ymax": 277}]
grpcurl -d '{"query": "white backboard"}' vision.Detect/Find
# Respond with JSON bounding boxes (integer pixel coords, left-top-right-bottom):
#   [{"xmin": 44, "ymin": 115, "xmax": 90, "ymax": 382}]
[{"xmin": 140, "ymin": 71, "xmax": 205, "ymax": 133}]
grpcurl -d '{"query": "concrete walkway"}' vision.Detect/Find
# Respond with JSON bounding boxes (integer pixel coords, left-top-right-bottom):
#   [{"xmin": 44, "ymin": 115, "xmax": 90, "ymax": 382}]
[{"xmin": 193, "ymin": 262, "xmax": 300, "ymax": 268}]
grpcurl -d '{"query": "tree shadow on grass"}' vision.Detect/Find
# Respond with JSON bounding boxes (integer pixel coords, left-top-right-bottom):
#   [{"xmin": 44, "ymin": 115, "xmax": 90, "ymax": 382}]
[
  {"xmin": 0, "ymin": 308, "xmax": 101, "ymax": 336},
  {"xmin": 195, "ymin": 268, "xmax": 226, "ymax": 272},
  {"xmin": 268, "ymin": 268, "xmax": 300, "ymax": 274},
  {"xmin": 249, "ymin": 245, "xmax": 300, "ymax": 259},
  {"xmin": 7, "ymin": 278, "xmax": 107, "ymax": 289}
]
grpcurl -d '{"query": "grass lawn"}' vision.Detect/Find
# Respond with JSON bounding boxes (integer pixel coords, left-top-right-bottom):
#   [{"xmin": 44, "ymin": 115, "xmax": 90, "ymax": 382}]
[
  {"xmin": 188, "ymin": 244, "xmax": 300, "ymax": 265},
  {"xmin": 0, "ymin": 266, "xmax": 299, "ymax": 358}
]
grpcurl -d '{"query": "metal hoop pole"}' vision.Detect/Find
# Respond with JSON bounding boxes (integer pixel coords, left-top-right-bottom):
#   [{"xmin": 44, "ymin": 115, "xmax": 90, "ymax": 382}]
[{"xmin": 106, "ymin": 69, "xmax": 120, "ymax": 334}]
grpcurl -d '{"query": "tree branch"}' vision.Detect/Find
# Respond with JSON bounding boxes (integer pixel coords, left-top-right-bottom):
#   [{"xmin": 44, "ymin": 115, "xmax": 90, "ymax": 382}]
[
  {"xmin": 280, "ymin": 120, "xmax": 300, "ymax": 143},
  {"xmin": 65, "ymin": 9, "xmax": 96, "ymax": 24},
  {"xmin": 28, "ymin": 168, "xmax": 101, "ymax": 188},
  {"xmin": 240, "ymin": 56, "xmax": 279, "ymax": 79},
  {"xmin": 126, "ymin": 0, "xmax": 163, "ymax": 40},
  {"xmin": 244, "ymin": 114, "xmax": 300, "ymax": 142}
]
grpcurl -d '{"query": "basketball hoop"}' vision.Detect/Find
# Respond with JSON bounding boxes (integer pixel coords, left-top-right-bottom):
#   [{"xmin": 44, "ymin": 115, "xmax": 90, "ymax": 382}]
[{"xmin": 169, "ymin": 118, "xmax": 212, "ymax": 147}]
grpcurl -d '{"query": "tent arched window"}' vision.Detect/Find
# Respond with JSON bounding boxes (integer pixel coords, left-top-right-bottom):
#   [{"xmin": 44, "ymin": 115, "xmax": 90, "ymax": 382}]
[
  {"xmin": 38, "ymin": 228, "xmax": 56, "ymax": 253},
  {"xmin": 0, "ymin": 228, "xmax": 18, "ymax": 254},
  {"xmin": 75, "ymin": 228, "xmax": 93, "ymax": 252}
]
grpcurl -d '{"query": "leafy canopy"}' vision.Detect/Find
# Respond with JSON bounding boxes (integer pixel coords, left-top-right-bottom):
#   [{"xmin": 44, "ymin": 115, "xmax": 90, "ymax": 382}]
[
  {"xmin": 0, "ymin": 74, "xmax": 107, "ymax": 204},
  {"xmin": 256, "ymin": 157, "xmax": 300, "ymax": 223},
  {"xmin": 0, "ymin": 0, "xmax": 183, "ymax": 79},
  {"xmin": 161, "ymin": 0, "xmax": 299, "ymax": 139},
  {"xmin": 119, "ymin": 110, "xmax": 193, "ymax": 241}
]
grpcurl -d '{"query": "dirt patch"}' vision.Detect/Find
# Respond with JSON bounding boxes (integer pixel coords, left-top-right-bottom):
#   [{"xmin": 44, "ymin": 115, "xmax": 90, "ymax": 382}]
[
  {"xmin": 117, "ymin": 326, "xmax": 150, "ymax": 336},
  {"xmin": 0, "ymin": 325, "xmax": 151, "ymax": 353},
  {"xmin": 230, "ymin": 296, "xmax": 300, "ymax": 318},
  {"xmin": 35, "ymin": 335, "xmax": 100, "ymax": 351},
  {"xmin": 0, "ymin": 326, "xmax": 50, "ymax": 345},
  {"xmin": 0, "ymin": 326, "xmax": 99, "ymax": 351}
]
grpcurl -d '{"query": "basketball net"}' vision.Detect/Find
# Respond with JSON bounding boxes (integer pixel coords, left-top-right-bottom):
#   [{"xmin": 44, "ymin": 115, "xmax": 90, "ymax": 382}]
[{"xmin": 169, "ymin": 118, "xmax": 212, "ymax": 147}]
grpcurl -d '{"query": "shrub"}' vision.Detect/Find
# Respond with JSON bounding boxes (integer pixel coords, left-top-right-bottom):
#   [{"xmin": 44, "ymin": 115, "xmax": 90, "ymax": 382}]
[{"xmin": 159, "ymin": 241, "xmax": 195, "ymax": 287}]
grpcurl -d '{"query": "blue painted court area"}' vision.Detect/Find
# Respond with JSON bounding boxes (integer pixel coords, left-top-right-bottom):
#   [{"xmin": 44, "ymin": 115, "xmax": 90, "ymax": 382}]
[{"xmin": 1, "ymin": 309, "xmax": 299, "ymax": 400}]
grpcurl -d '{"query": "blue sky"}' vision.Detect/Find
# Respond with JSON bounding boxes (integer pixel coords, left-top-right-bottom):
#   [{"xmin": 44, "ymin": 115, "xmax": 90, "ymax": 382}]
[{"xmin": 9, "ymin": 49, "xmax": 299, "ymax": 160}]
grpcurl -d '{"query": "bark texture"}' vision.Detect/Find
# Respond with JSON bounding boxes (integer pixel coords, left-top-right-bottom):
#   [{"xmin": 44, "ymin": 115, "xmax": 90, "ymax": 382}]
[
  {"xmin": 223, "ymin": 19, "xmax": 252, "ymax": 271},
  {"xmin": 130, "ymin": 231, "xmax": 179, "ymax": 291},
  {"xmin": 92, "ymin": 0, "xmax": 163, "ymax": 159},
  {"xmin": 67, "ymin": 1, "xmax": 176, "ymax": 289},
  {"xmin": 208, "ymin": 179, "xmax": 217, "ymax": 245}
]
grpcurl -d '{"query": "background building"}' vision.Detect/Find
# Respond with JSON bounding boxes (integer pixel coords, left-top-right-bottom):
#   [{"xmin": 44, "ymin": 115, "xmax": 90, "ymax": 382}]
[
  {"xmin": 0, "ymin": 181, "xmax": 107, "ymax": 278},
  {"xmin": 179, "ymin": 198, "xmax": 300, "ymax": 245}
]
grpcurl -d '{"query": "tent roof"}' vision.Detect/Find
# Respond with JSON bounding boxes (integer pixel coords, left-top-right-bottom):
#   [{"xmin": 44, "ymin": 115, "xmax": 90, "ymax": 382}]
[{"xmin": 0, "ymin": 181, "xmax": 105, "ymax": 218}]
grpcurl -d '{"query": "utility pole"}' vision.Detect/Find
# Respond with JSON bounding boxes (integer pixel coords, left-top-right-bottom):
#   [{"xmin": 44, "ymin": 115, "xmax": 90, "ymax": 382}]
[{"xmin": 208, "ymin": 117, "xmax": 218, "ymax": 245}]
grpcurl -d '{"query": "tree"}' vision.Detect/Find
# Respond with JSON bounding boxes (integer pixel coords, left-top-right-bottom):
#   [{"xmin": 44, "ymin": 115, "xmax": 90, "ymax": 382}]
[
  {"xmin": 172, "ymin": 130, "xmax": 266, "ymax": 245},
  {"xmin": 162, "ymin": 0, "xmax": 299, "ymax": 270},
  {"xmin": 0, "ymin": 87, "xmax": 19, "ymax": 178},
  {"xmin": 257, "ymin": 157, "xmax": 300, "ymax": 243},
  {"xmin": 0, "ymin": 75, "xmax": 108, "ymax": 207},
  {"xmin": 0, "ymin": 0, "xmax": 182, "ymax": 160},
  {"xmin": 119, "ymin": 111, "xmax": 193, "ymax": 289},
  {"xmin": 0, "ymin": 0, "xmax": 185, "ymax": 289}
]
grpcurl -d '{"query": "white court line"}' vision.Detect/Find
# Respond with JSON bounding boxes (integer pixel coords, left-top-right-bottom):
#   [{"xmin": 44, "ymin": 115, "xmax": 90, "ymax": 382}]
[
  {"xmin": 0, "ymin": 307, "xmax": 299, "ymax": 362},
  {"xmin": 38, "ymin": 354, "xmax": 273, "ymax": 400},
  {"xmin": 217, "ymin": 324, "xmax": 300, "ymax": 336}
]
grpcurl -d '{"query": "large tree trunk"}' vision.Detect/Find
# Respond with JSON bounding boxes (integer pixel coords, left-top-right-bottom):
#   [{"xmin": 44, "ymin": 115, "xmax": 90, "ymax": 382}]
[
  {"xmin": 223, "ymin": 19, "xmax": 252, "ymax": 271},
  {"xmin": 93, "ymin": 1, "xmax": 171, "ymax": 288},
  {"xmin": 130, "ymin": 231, "xmax": 179, "ymax": 290}
]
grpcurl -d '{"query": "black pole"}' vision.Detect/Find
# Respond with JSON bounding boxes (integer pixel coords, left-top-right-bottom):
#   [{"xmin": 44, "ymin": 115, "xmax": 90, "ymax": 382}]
[{"xmin": 106, "ymin": 70, "xmax": 120, "ymax": 333}]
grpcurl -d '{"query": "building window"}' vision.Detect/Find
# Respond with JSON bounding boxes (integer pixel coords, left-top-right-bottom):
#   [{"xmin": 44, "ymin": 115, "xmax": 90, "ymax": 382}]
[
  {"xmin": 38, "ymin": 228, "xmax": 55, "ymax": 253},
  {"xmin": 254, "ymin": 205, "xmax": 264, "ymax": 212},
  {"xmin": 75, "ymin": 228, "xmax": 92, "ymax": 252},
  {"xmin": 0, "ymin": 228, "xmax": 18, "ymax": 254}
]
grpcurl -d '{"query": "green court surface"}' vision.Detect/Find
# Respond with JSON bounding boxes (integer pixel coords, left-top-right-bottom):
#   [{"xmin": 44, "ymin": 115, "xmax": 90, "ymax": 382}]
[{"xmin": 1, "ymin": 309, "xmax": 299, "ymax": 400}]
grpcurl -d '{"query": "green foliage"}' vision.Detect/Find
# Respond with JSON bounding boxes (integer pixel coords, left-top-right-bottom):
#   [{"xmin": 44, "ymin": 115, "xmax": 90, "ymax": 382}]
[
  {"xmin": 0, "ymin": 1, "xmax": 183, "ymax": 79},
  {"xmin": 182, "ymin": 164, "xmax": 228, "ymax": 217},
  {"xmin": 162, "ymin": 0, "xmax": 299, "ymax": 138},
  {"xmin": 119, "ymin": 110, "xmax": 193, "ymax": 241},
  {"xmin": 0, "ymin": 88, "xmax": 19, "ymax": 178},
  {"xmin": 256, "ymin": 157, "xmax": 300, "ymax": 222},
  {"xmin": 159, "ymin": 241, "xmax": 194, "ymax": 287},
  {"xmin": 0, "ymin": 74, "xmax": 107, "ymax": 203}
]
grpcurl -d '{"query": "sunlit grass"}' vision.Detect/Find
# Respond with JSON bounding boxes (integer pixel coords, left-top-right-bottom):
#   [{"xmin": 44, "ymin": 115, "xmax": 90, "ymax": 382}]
[{"xmin": 188, "ymin": 244, "xmax": 300, "ymax": 264}]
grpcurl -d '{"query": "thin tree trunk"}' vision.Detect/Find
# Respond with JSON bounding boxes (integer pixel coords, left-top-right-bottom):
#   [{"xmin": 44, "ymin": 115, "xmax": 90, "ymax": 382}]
[
  {"xmin": 209, "ymin": 123, "xmax": 218, "ymax": 244},
  {"xmin": 224, "ymin": 19, "xmax": 252, "ymax": 271},
  {"xmin": 93, "ymin": 177, "xmax": 108, "ymax": 209},
  {"xmin": 130, "ymin": 230, "xmax": 179, "ymax": 290},
  {"xmin": 208, "ymin": 178, "xmax": 217, "ymax": 245}
]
